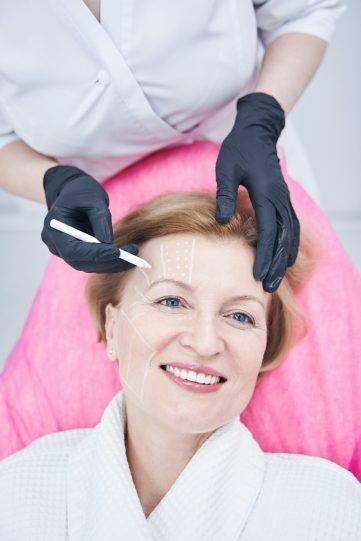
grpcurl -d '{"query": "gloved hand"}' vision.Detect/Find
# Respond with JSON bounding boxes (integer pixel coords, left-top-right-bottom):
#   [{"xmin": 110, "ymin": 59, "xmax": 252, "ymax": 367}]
[
  {"xmin": 215, "ymin": 92, "xmax": 300, "ymax": 293},
  {"xmin": 41, "ymin": 165, "xmax": 138, "ymax": 273}
]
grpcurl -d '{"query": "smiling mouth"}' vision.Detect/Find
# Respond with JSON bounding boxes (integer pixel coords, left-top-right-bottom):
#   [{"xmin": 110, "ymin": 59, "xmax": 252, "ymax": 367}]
[{"xmin": 160, "ymin": 365, "xmax": 227, "ymax": 384}]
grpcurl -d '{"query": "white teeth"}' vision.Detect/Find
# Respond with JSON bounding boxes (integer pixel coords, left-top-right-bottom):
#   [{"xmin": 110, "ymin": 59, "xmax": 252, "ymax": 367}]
[
  {"xmin": 163, "ymin": 365, "xmax": 221, "ymax": 385},
  {"xmin": 196, "ymin": 373, "xmax": 206, "ymax": 384}
]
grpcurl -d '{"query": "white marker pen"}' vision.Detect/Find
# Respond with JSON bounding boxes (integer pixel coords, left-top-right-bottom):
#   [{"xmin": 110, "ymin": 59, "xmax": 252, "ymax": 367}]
[{"xmin": 50, "ymin": 219, "xmax": 151, "ymax": 269}]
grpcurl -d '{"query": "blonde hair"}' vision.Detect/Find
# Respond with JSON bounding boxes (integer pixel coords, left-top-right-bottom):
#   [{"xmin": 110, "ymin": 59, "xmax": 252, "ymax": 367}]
[{"xmin": 86, "ymin": 191, "xmax": 316, "ymax": 382}]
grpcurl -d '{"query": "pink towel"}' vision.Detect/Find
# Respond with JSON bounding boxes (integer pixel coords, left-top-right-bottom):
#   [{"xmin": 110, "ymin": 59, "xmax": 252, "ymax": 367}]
[{"xmin": 1, "ymin": 142, "xmax": 360, "ymax": 480}]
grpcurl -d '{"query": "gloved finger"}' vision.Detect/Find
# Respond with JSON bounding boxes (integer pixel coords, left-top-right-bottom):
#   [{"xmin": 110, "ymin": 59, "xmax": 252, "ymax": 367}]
[
  {"xmin": 67, "ymin": 257, "xmax": 137, "ymax": 274},
  {"xmin": 287, "ymin": 204, "xmax": 300, "ymax": 267},
  {"xmin": 49, "ymin": 229, "xmax": 136, "ymax": 262},
  {"xmin": 262, "ymin": 214, "xmax": 289, "ymax": 293},
  {"xmin": 215, "ymin": 143, "xmax": 239, "ymax": 223},
  {"xmin": 263, "ymin": 249, "xmax": 288, "ymax": 293},
  {"xmin": 41, "ymin": 223, "xmax": 65, "ymax": 255},
  {"xmin": 68, "ymin": 243, "xmax": 139, "ymax": 273},
  {"xmin": 252, "ymin": 201, "xmax": 277, "ymax": 281},
  {"xmin": 215, "ymin": 176, "xmax": 239, "ymax": 224},
  {"xmin": 86, "ymin": 206, "xmax": 114, "ymax": 244}
]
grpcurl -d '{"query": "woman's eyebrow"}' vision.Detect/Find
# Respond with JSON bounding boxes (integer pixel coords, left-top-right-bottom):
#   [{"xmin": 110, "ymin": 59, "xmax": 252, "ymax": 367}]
[
  {"xmin": 146, "ymin": 279, "xmax": 265, "ymax": 310},
  {"xmin": 228, "ymin": 295, "xmax": 265, "ymax": 310},
  {"xmin": 147, "ymin": 278, "xmax": 193, "ymax": 292}
]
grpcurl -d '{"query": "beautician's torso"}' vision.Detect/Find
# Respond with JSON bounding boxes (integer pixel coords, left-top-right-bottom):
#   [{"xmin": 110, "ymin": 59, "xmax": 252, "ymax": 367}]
[{"xmin": 0, "ymin": 1, "xmax": 259, "ymax": 180}]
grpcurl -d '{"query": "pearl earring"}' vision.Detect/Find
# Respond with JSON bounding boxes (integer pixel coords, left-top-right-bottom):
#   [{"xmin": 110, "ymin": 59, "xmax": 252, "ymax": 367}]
[{"xmin": 108, "ymin": 346, "xmax": 114, "ymax": 358}]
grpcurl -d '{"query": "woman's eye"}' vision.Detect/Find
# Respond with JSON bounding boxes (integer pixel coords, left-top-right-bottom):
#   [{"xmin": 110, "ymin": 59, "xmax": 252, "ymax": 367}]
[
  {"xmin": 229, "ymin": 312, "xmax": 254, "ymax": 326},
  {"xmin": 157, "ymin": 297, "xmax": 182, "ymax": 308}
]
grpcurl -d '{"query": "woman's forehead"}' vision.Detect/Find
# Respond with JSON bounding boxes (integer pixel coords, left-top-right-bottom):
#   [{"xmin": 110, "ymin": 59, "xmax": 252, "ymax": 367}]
[{"xmin": 129, "ymin": 233, "xmax": 268, "ymax": 304}]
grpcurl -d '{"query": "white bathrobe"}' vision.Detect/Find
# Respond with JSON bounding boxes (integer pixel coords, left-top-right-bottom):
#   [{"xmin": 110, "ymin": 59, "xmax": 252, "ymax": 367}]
[{"xmin": 0, "ymin": 391, "xmax": 360, "ymax": 540}]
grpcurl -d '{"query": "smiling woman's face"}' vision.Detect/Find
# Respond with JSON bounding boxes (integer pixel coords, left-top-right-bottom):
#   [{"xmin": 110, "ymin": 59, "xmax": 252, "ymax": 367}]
[{"xmin": 105, "ymin": 233, "xmax": 270, "ymax": 434}]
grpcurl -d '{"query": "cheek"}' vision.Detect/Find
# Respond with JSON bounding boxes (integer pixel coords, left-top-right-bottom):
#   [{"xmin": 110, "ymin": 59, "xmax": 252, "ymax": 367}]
[
  {"xmin": 115, "ymin": 306, "xmax": 177, "ymax": 358},
  {"xmin": 231, "ymin": 331, "xmax": 267, "ymax": 380}
]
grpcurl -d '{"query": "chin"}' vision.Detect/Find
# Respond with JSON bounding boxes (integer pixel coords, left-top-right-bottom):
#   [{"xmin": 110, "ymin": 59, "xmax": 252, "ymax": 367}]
[{"xmin": 159, "ymin": 403, "xmax": 229, "ymax": 435}]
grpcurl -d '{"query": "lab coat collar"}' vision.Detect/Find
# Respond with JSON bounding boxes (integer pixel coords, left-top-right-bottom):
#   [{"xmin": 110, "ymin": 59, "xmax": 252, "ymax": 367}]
[{"xmin": 66, "ymin": 392, "xmax": 266, "ymax": 541}]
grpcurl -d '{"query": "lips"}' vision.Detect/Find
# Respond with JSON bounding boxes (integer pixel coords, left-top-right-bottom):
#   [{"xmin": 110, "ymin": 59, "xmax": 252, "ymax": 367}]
[{"xmin": 160, "ymin": 362, "xmax": 227, "ymax": 381}]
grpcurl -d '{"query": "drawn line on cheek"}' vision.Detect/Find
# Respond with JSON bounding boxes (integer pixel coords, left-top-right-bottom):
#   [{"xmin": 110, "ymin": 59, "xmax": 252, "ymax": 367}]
[
  {"xmin": 160, "ymin": 243, "xmax": 167, "ymax": 278},
  {"xmin": 115, "ymin": 307, "xmax": 131, "ymax": 383},
  {"xmin": 115, "ymin": 299, "xmax": 146, "ymax": 317},
  {"xmin": 133, "ymin": 285, "xmax": 151, "ymax": 303},
  {"xmin": 119, "ymin": 319, "xmax": 158, "ymax": 403},
  {"xmin": 120, "ymin": 308, "xmax": 154, "ymax": 350},
  {"xmin": 120, "ymin": 300, "xmax": 145, "ymax": 313},
  {"xmin": 119, "ymin": 315, "xmax": 157, "ymax": 403},
  {"xmin": 124, "ymin": 328, "xmax": 137, "ymax": 381},
  {"xmin": 188, "ymin": 238, "xmax": 196, "ymax": 284},
  {"xmin": 119, "ymin": 286, "xmax": 152, "ymax": 313},
  {"xmin": 130, "ymin": 310, "xmax": 150, "ymax": 323},
  {"xmin": 122, "ymin": 378, "xmax": 143, "ymax": 401},
  {"xmin": 140, "ymin": 350, "xmax": 158, "ymax": 402}
]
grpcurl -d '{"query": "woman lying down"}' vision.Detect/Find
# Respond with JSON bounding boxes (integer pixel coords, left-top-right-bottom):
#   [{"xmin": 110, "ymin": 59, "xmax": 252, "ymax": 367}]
[{"xmin": 0, "ymin": 192, "xmax": 360, "ymax": 541}]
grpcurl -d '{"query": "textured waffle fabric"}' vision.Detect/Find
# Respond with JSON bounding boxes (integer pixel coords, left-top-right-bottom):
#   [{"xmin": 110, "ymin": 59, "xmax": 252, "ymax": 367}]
[{"xmin": 0, "ymin": 390, "xmax": 360, "ymax": 541}]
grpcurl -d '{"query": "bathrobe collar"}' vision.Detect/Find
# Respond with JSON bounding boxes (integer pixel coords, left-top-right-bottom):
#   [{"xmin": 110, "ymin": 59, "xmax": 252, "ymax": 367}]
[{"xmin": 67, "ymin": 392, "xmax": 266, "ymax": 541}]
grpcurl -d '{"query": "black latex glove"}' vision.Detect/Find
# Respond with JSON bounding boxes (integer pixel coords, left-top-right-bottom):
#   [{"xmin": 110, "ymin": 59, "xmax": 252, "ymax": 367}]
[
  {"xmin": 215, "ymin": 92, "xmax": 300, "ymax": 293},
  {"xmin": 41, "ymin": 165, "xmax": 138, "ymax": 273}
]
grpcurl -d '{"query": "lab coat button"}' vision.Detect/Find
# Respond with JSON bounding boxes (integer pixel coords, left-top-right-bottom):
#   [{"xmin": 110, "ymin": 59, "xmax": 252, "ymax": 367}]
[{"xmin": 97, "ymin": 70, "xmax": 111, "ymax": 86}]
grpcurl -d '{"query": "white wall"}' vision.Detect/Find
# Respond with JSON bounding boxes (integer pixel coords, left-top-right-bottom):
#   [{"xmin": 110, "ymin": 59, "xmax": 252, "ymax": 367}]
[
  {"xmin": 0, "ymin": 0, "xmax": 360, "ymax": 368},
  {"xmin": 289, "ymin": 0, "xmax": 361, "ymax": 217}
]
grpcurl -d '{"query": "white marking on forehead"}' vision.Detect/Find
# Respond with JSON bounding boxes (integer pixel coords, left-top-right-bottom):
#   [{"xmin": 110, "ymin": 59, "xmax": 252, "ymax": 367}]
[
  {"xmin": 154, "ymin": 239, "xmax": 198, "ymax": 284},
  {"xmin": 188, "ymin": 238, "xmax": 196, "ymax": 283},
  {"xmin": 160, "ymin": 243, "xmax": 167, "ymax": 278}
]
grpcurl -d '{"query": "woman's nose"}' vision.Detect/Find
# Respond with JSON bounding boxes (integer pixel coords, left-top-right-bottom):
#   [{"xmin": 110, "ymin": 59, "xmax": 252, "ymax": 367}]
[{"xmin": 178, "ymin": 313, "xmax": 225, "ymax": 357}]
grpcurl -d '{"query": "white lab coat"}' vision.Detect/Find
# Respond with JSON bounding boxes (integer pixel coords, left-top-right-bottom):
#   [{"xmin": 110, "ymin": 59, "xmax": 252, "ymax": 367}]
[
  {"xmin": 0, "ymin": 391, "xmax": 360, "ymax": 541},
  {"xmin": 0, "ymin": 0, "xmax": 345, "ymax": 200}
]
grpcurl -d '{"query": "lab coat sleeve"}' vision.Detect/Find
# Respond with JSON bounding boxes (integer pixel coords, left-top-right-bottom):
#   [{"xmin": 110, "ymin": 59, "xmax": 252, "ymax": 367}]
[
  {"xmin": 252, "ymin": 0, "xmax": 347, "ymax": 48},
  {"xmin": 0, "ymin": 104, "xmax": 19, "ymax": 150}
]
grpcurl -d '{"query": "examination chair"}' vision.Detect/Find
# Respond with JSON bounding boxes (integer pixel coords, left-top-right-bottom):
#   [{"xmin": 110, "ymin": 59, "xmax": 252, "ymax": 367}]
[{"xmin": 1, "ymin": 142, "xmax": 360, "ymax": 481}]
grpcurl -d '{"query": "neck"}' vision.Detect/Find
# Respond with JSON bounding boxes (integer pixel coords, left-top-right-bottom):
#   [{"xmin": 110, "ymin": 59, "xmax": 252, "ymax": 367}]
[{"xmin": 124, "ymin": 400, "xmax": 212, "ymax": 518}]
